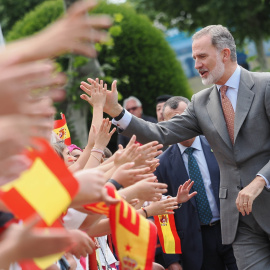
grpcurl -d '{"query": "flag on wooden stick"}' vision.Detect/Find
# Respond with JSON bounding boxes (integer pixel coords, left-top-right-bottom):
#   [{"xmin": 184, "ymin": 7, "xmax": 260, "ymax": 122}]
[{"xmin": 54, "ymin": 113, "xmax": 71, "ymax": 145}]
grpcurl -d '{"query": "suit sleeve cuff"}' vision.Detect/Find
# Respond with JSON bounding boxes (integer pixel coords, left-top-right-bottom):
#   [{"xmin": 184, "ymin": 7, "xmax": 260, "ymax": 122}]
[
  {"xmin": 257, "ymin": 174, "xmax": 270, "ymax": 189},
  {"xmin": 112, "ymin": 109, "xmax": 132, "ymax": 130}
]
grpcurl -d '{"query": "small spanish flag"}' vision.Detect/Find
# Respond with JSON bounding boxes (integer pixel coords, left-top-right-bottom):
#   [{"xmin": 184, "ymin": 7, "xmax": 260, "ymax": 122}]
[
  {"xmin": 108, "ymin": 186, "xmax": 157, "ymax": 270},
  {"xmin": 154, "ymin": 214, "xmax": 181, "ymax": 254},
  {"xmin": 53, "ymin": 113, "xmax": 71, "ymax": 145},
  {"xmin": 0, "ymin": 138, "xmax": 79, "ymax": 269}
]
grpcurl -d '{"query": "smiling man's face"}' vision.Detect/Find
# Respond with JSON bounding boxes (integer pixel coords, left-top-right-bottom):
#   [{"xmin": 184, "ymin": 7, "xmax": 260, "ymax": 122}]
[{"xmin": 192, "ymin": 34, "xmax": 225, "ymax": 85}]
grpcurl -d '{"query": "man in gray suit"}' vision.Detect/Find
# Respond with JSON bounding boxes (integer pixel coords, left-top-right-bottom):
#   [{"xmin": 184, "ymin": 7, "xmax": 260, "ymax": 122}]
[{"xmin": 82, "ymin": 25, "xmax": 270, "ymax": 269}]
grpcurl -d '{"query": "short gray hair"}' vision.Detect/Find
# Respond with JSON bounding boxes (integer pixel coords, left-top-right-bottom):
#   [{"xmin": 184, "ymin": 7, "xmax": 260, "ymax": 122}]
[
  {"xmin": 123, "ymin": 96, "xmax": 142, "ymax": 108},
  {"xmin": 192, "ymin": 25, "xmax": 237, "ymax": 62},
  {"xmin": 163, "ymin": 96, "xmax": 190, "ymax": 114}
]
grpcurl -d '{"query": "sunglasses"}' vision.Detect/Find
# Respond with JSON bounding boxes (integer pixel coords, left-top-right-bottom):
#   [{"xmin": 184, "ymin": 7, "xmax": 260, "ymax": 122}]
[{"xmin": 126, "ymin": 106, "xmax": 139, "ymax": 112}]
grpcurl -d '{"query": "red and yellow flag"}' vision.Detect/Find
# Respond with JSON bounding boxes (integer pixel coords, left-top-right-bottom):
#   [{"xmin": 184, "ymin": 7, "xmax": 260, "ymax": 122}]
[
  {"xmin": 0, "ymin": 138, "xmax": 79, "ymax": 269},
  {"xmin": 53, "ymin": 113, "xmax": 71, "ymax": 145},
  {"xmin": 108, "ymin": 186, "xmax": 157, "ymax": 270},
  {"xmin": 83, "ymin": 201, "xmax": 109, "ymax": 217},
  {"xmin": 154, "ymin": 214, "xmax": 181, "ymax": 254}
]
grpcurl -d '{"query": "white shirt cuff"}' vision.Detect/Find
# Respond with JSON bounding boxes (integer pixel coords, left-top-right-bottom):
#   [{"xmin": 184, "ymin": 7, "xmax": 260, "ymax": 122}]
[
  {"xmin": 112, "ymin": 109, "xmax": 132, "ymax": 130},
  {"xmin": 257, "ymin": 174, "xmax": 270, "ymax": 189}
]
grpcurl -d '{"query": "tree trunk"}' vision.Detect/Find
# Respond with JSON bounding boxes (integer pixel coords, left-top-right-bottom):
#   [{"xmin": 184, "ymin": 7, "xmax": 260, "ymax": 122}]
[
  {"xmin": 62, "ymin": 0, "xmax": 104, "ymax": 147},
  {"xmin": 254, "ymin": 36, "xmax": 268, "ymax": 71}
]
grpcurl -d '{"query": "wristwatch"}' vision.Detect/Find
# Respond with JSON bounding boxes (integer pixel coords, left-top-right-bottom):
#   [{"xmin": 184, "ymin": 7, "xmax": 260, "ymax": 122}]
[
  {"xmin": 114, "ymin": 108, "xmax": 125, "ymax": 121},
  {"xmin": 108, "ymin": 179, "xmax": 123, "ymax": 190}
]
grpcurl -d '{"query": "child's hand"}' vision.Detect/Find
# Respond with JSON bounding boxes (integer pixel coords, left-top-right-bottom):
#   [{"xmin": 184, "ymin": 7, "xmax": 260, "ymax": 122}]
[
  {"xmin": 176, "ymin": 179, "xmax": 197, "ymax": 203},
  {"xmin": 111, "ymin": 162, "xmax": 151, "ymax": 188},
  {"xmin": 80, "ymin": 78, "xmax": 107, "ymax": 108},
  {"xmin": 146, "ymin": 196, "xmax": 179, "ymax": 216},
  {"xmin": 93, "ymin": 118, "xmax": 116, "ymax": 150}
]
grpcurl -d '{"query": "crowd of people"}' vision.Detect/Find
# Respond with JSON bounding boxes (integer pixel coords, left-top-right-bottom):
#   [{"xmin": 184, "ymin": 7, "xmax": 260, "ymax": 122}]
[
  {"xmin": 0, "ymin": 1, "xmax": 194, "ymax": 269},
  {"xmin": 1, "ymin": 0, "xmax": 270, "ymax": 269}
]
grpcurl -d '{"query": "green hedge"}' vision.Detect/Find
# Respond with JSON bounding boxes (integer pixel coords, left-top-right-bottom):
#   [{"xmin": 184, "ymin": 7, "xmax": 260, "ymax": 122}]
[
  {"xmin": 7, "ymin": 0, "xmax": 192, "ymax": 116},
  {"xmin": 6, "ymin": 0, "xmax": 63, "ymax": 41},
  {"xmin": 92, "ymin": 2, "xmax": 192, "ymax": 115}
]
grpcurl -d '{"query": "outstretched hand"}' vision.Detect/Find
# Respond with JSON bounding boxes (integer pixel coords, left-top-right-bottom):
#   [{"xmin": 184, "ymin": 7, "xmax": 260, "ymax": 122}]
[
  {"xmin": 146, "ymin": 196, "xmax": 179, "ymax": 216},
  {"xmin": 80, "ymin": 78, "xmax": 107, "ymax": 108},
  {"xmin": 0, "ymin": 215, "xmax": 73, "ymax": 268},
  {"xmin": 92, "ymin": 118, "xmax": 116, "ymax": 150},
  {"xmin": 176, "ymin": 179, "xmax": 197, "ymax": 203},
  {"xmin": 80, "ymin": 78, "xmax": 122, "ymax": 117}
]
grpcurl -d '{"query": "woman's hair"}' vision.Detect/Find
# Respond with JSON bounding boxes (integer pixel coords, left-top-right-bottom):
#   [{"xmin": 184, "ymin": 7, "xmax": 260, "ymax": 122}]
[{"xmin": 52, "ymin": 141, "xmax": 66, "ymax": 160}]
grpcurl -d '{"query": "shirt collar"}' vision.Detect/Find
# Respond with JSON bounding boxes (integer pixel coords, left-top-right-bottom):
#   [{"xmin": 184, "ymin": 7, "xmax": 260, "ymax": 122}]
[
  {"xmin": 216, "ymin": 65, "xmax": 241, "ymax": 91},
  {"xmin": 177, "ymin": 136, "xmax": 202, "ymax": 155}
]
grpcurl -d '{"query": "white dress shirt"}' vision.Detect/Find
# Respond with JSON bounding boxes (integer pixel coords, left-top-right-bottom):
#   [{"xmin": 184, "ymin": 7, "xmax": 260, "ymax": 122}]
[{"xmin": 177, "ymin": 136, "xmax": 220, "ymax": 222}]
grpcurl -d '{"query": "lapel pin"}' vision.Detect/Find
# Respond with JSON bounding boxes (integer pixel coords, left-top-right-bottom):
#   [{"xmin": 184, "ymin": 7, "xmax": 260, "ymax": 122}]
[{"xmin": 211, "ymin": 149, "xmax": 213, "ymax": 152}]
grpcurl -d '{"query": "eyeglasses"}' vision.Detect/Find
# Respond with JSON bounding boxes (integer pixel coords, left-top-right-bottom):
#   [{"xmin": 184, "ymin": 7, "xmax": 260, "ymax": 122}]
[{"xmin": 126, "ymin": 106, "xmax": 139, "ymax": 112}]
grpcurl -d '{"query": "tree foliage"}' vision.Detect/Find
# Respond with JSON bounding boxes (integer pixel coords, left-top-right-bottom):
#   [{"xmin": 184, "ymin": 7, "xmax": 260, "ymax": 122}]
[
  {"xmin": 129, "ymin": 0, "xmax": 270, "ymax": 44},
  {"xmin": 92, "ymin": 2, "xmax": 192, "ymax": 115},
  {"xmin": 6, "ymin": 0, "xmax": 64, "ymax": 41},
  {"xmin": 7, "ymin": 0, "xmax": 191, "ymax": 117},
  {"xmin": 129, "ymin": 0, "xmax": 270, "ymax": 70},
  {"xmin": 0, "ymin": 0, "xmax": 47, "ymax": 34}
]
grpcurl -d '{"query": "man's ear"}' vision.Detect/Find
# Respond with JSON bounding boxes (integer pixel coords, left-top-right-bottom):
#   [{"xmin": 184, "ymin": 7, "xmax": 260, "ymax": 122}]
[{"xmin": 222, "ymin": 48, "xmax": 231, "ymax": 63}]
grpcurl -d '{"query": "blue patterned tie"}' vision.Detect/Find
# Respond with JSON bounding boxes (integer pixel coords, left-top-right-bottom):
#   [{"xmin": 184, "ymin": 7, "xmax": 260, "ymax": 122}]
[{"xmin": 185, "ymin": 147, "xmax": 213, "ymax": 224}]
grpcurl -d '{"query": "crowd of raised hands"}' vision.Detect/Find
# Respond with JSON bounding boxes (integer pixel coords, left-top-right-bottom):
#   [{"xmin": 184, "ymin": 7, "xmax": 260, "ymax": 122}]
[{"xmin": 0, "ymin": 1, "xmax": 196, "ymax": 269}]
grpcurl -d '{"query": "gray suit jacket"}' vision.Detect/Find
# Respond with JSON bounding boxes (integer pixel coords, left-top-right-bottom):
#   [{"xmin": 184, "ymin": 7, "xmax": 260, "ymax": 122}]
[{"xmin": 121, "ymin": 67, "xmax": 270, "ymax": 244}]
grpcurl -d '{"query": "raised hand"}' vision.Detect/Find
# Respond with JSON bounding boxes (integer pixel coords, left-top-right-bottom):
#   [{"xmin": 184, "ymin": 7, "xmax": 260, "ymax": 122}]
[
  {"xmin": 111, "ymin": 162, "xmax": 151, "ymax": 188},
  {"xmin": 134, "ymin": 141, "xmax": 163, "ymax": 167},
  {"xmin": 0, "ymin": 114, "xmax": 54, "ymax": 161},
  {"xmin": 113, "ymin": 136, "xmax": 140, "ymax": 167},
  {"xmin": 72, "ymin": 169, "xmax": 106, "ymax": 206},
  {"xmin": 134, "ymin": 176, "xmax": 168, "ymax": 202},
  {"xmin": 145, "ymin": 196, "xmax": 179, "ymax": 216},
  {"xmin": 176, "ymin": 179, "xmax": 197, "ymax": 203},
  {"xmin": 0, "ymin": 215, "xmax": 73, "ymax": 268},
  {"xmin": 72, "ymin": 168, "xmax": 119, "ymax": 206},
  {"xmin": 80, "ymin": 78, "xmax": 107, "ymax": 108},
  {"xmin": 0, "ymin": 155, "xmax": 31, "ymax": 185},
  {"xmin": 69, "ymin": 229, "xmax": 96, "ymax": 258},
  {"xmin": 92, "ymin": 118, "xmax": 116, "ymax": 150},
  {"xmin": 0, "ymin": 60, "xmax": 65, "ymax": 115},
  {"xmin": 80, "ymin": 79, "xmax": 122, "ymax": 117},
  {"xmin": 1, "ymin": 0, "xmax": 112, "ymax": 64}
]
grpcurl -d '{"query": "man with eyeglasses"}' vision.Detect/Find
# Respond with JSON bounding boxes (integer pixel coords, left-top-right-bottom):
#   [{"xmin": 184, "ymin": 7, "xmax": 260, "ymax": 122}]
[{"xmin": 117, "ymin": 96, "xmax": 157, "ymax": 148}]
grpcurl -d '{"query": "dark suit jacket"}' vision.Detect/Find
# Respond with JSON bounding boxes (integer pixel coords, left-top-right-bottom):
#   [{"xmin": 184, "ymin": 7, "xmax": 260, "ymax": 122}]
[
  {"xmin": 154, "ymin": 136, "xmax": 220, "ymax": 270},
  {"xmin": 117, "ymin": 114, "xmax": 157, "ymax": 147}
]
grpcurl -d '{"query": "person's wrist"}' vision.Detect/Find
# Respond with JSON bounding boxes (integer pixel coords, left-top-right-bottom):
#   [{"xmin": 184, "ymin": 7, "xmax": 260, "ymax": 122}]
[
  {"xmin": 111, "ymin": 104, "xmax": 124, "ymax": 118},
  {"xmin": 93, "ymin": 145, "xmax": 105, "ymax": 151},
  {"xmin": 93, "ymin": 104, "xmax": 104, "ymax": 109},
  {"xmin": 255, "ymin": 176, "xmax": 266, "ymax": 187},
  {"xmin": 141, "ymin": 207, "xmax": 149, "ymax": 218},
  {"xmin": 108, "ymin": 179, "xmax": 123, "ymax": 190}
]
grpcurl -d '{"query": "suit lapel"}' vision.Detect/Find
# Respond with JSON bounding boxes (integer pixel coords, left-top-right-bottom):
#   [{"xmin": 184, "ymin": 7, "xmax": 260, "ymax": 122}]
[
  {"xmin": 169, "ymin": 145, "xmax": 197, "ymax": 208},
  {"xmin": 206, "ymin": 85, "xmax": 232, "ymax": 149},
  {"xmin": 234, "ymin": 68, "xmax": 255, "ymax": 142}
]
